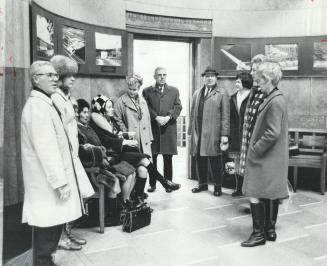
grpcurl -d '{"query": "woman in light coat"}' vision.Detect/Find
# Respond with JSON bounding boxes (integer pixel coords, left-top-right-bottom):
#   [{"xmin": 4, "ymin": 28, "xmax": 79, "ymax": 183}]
[
  {"xmin": 50, "ymin": 55, "xmax": 93, "ymax": 250},
  {"xmin": 114, "ymin": 74, "xmax": 153, "ymax": 159},
  {"xmin": 241, "ymin": 61, "xmax": 289, "ymax": 247}
]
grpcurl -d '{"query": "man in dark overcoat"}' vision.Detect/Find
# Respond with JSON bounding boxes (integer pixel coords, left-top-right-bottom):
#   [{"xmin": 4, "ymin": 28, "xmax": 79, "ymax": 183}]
[
  {"xmin": 143, "ymin": 67, "xmax": 182, "ymax": 192},
  {"xmin": 188, "ymin": 66, "xmax": 230, "ymax": 196}
]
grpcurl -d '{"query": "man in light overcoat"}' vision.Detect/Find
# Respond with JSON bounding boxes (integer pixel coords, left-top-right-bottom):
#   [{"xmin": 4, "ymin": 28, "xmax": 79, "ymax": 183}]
[{"xmin": 21, "ymin": 61, "xmax": 83, "ymax": 266}]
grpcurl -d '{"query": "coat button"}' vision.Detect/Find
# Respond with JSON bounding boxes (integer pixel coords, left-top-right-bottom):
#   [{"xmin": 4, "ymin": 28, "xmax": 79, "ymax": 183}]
[
  {"xmin": 145, "ymin": 143, "xmax": 148, "ymax": 145},
  {"xmin": 143, "ymin": 127, "xmax": 146, "ymax": 130}
]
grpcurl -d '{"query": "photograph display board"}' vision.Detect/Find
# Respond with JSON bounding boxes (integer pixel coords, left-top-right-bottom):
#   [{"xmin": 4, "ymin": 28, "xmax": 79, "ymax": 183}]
[
  {"xmin": 214, "ymin": 36, "xmax": 327, "ymax": 77},
  {"xmin": 31, "ymin": 2, "xmax": 127, "ymax": 76}
]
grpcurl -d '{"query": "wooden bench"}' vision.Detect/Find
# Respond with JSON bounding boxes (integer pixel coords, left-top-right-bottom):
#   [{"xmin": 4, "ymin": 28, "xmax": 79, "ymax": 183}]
[{"xmin": 289, "ymin": 128, "xmax": 327, "ymax": 195}]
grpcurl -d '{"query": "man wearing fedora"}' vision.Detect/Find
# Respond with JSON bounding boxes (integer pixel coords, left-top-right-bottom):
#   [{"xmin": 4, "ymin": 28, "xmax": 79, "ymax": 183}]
[{"xmin": 188, "ymin": 66, "xmax": 230, "ymax": 196}]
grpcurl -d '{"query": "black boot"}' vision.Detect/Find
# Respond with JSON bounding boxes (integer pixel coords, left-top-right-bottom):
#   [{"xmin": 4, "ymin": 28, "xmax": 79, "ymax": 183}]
[
  {"xmin": 241, "ymin": 202, "xmax": 266, "ymax": 247},
  {"xmin": 232, "ymin": 175, "xmax": 243, "ymax": 197},
  {"xmin": 191, "ymin": 184, "xmax": 208, "ymax": 193},
  {"xmin": 213, "ymin": 185, "xmax": 222, "ymax": 197},
  {"xmin": 134, "ymin": 178, "xmax": 147, "ymax": 208},
  {"xmin": 147, "ymin": 163, "xmax": 181, "ymax": 192},
  {"xmin": 264, "ymin": 199, "xmax": 279, "ymax": 241}
]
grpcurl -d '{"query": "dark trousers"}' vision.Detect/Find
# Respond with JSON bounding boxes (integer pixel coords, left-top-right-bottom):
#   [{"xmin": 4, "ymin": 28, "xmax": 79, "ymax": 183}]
[
  {"xmin": 196, "ymin": 155, "xmax": 222, "ymax": 186},
  {"xmin": 33, "ymin": 224, "xmax": 63, "ymax": 266},
  {"xmin": 150, "ymin": 154, "xmax": 173, "ymax": 187}
]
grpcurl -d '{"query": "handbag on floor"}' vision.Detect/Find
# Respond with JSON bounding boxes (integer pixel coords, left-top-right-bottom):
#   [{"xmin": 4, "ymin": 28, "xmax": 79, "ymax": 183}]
[{"xmin": 121, "ymin": 204, "xmax": 152, "ymax": 233}]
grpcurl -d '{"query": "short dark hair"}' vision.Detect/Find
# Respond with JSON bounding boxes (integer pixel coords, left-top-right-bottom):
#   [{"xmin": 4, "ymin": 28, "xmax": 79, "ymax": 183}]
[
  {"xmin": 236, "ymin": 72, "xmax": 253, "ymax": 89},
  {"xmin": 77, "ymin": 98, "xmax": 90, "ymax": 114}
]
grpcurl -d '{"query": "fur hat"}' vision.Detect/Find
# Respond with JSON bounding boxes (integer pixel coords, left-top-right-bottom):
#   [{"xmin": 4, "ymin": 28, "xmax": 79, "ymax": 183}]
[{"xmin": 50, "ymin": 55, "xmax": 78, "ymax": 78}]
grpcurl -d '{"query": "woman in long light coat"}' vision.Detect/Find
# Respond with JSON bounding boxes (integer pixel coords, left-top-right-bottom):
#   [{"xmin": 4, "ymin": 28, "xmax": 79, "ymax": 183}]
[{"xmin": 114, "ymin": 74, "xmax": 153, "ymax": 158}]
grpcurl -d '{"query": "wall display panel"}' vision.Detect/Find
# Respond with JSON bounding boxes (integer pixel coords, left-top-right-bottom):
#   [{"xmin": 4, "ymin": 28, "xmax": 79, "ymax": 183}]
[
  {"xmin": 62, "ymin": 25, "xmax": 86, "ymax": 64},
  {"xmin": 31, "ymin": 2, "xmax": 127, "ymax": 76},
  {"xmin": 265, "ymin": 44, "xmax": 298, "ymax": 70},
  {"xmin": 214, "ymin": 36, "xmax": 327, "ymax": 77},
  {"xmin": 313, "ymin": 42, "xmax": 327, "ymax": 69},
  {"xmin": 220, "ymin": 43, "xmax": 251, "ymax": 71},
  {"xmin": 32, "ymin": 4, "xmax": 59, "ymax": 61}
]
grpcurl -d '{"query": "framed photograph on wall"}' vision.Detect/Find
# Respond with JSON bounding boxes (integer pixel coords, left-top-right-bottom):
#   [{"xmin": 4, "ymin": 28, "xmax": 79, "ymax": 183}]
[
  {"xmin": 62, "ymin": 25, "xmax": 86, "ymax": 64},
  {"xmin": 31, "ymin": 3, "xmax": 59, "ymax": 61},
  {"xmin": 95, "ymin": 32, "xmax": 122, "ymax": 67},
  {"xmin": 264, "ymin": 44, "xmax": 298, "ymax": 70},
  {"xmin": 88, "ymin": 27, "xmax": 127, "ymax": 76},
  {"xmin": 220, "ymin": 43, "xmax": 252, "ymax": 71},
  {"xmin": 313, "ymin": 40, "xmax": 327, "ymax": 70}
]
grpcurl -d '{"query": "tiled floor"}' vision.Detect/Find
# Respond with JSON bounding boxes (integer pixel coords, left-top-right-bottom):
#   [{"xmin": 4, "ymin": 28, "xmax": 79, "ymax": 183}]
[{"xmin": 54, "ymin": 148, "xmax": 327, "ymax": 266}]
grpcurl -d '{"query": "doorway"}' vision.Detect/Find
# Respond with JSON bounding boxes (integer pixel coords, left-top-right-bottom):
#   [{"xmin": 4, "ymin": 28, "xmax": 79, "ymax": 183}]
[{"xmin": 133, "ymin": 38, "xmax": 192, "ymax": 180}]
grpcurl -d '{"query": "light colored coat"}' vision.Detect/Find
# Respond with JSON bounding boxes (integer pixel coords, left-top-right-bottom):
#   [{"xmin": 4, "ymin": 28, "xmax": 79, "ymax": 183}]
[
  {"xmin": 21, "ymin": 90, "xmax": 83, "ymax": 227},
  {"xmin": 52, "ymin": 89, "xmax": 94, "ymax": 198},
  {"xmin": 243, "ymin": 89, "xmax": 289, "ymax": 199},
  {"xmin": 188, "ymin": 85, "xmax": 230, "ymax": 156},
  {"xmin": 114, "ymin": 93, "xmax": 153, "ymax": 159}
]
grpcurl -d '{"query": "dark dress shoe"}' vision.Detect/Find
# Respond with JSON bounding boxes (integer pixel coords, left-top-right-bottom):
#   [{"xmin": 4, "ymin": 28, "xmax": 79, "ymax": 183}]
[
  {"xmin": 191, "ymin": 184, "xmax": 208, "ymax": 193},
  {"xmin": 232, "ymin": 190, "xmax": 243, "ymax": 197},
  {"xmin": 147, "ymin": 186, "xmax": 156, "ymax": 193},
  {"xmin": 68, "ymin": 233, "xmax": 87, "ymax": 245},
  {"xmin": 213, "ymin": 185, "xmax": 222, "ymax": 197},
  {"xmin": 163, "ymin": 180, "xmax": 181, "ymax": 191},
  {"xmin": 134, "ymin": 196, "xmax": 146, "ymax": 209},
  {"xmin": 143, "ymin": 192, "xmax": 149, "ymax": 199},
  {"xmin": 57, "ymin": 238, "xmax": 82, "ymax": 251}
]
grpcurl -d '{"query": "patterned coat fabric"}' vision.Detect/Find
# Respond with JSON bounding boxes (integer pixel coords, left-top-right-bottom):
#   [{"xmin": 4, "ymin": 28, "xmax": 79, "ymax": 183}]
[
  {"xmin": 242, "ymin": 89, "xmax": 289, "ymax": 200},
  {"xmin": 143, "ymin": 84, "xmax": 182, "ymax": 155},
  {"xmin": 52, "ymin": 89, "xmax": 94, "ymax": 198},
  {"xmin": 188, "ymin": 85, "xmax": 230, "ymax": 156},
  {"xmin": 114, "ymin": 93, "xmax": 153, "ymax": 159},
  {"xmin": 229, "ymin": 92, "xmax": 250, "ymax": 152},
  {"xmin": 21, "ymin": 90, "xmax": 83, "ymax": 227}
]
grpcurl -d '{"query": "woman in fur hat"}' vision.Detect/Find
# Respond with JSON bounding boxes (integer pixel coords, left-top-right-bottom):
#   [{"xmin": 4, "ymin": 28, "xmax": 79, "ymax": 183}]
[{"xmin": 50, "ymin": 55, "xmax": 94, "ymax": 251}]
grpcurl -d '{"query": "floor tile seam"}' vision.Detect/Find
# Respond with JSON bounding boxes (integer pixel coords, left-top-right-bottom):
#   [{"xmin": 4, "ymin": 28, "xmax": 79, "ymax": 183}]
[
  {"xmin": 178, "ymin": 255, "xmax": 220, "ymax": 266},
  {"xmin": 276, "ymin": 233, "xmax": 310, "ymax": 243},
  {"xmin": 304, "ymin": 221, "xmax": 327, "ymax": 229},
  {"xmin": 191, "ymin": 225, "xmax": 228, "ymax": 233},
  {"xmin": 83, "ymin": 244, "xmax": 129, "ymax": 255}
]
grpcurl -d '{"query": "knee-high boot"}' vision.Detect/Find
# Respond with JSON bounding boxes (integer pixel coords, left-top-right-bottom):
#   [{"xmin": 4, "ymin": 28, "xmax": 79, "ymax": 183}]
[
  {"xmin": 147, "ymin": 163, "xmax": 181, "ymax": 191},
  {"xmin": 241, "ymin": 202, "xmax": 266, "ymax": 247},
  {"xmin": 134, "ymin": 177, "xmax": 147, "ymax": 208},
  {"xmin": 264, "ymin": 199, "xmax": 279, "ymax": 241},
  {"xmin": 232, "ymin": 175, "xmax": 243, "ymax": 197}
]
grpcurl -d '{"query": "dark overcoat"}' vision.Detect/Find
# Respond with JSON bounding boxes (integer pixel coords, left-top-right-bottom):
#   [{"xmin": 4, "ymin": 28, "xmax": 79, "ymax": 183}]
[
  {"xmin": 229, "ymin": 92, "xmax": 249, "ymax": 152},
  {"xmin": 243, "ymin": 89, "xmax": 289, "ymax": 199},
  {"xmin": 188, "ymin": 85, "xmax": 230, "ymax": 156},
  {"xmin": 142, "ymin": 84, "xmax": 182, "ymax": 155}
]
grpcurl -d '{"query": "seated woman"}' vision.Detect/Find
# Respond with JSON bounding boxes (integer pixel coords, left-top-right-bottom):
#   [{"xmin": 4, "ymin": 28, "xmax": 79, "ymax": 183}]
[
  {"xmin": 77, "ymin": 99, "xmax": 136, "ymax": 225},
  {"xmin": 89, "ymin": 94, "xmax": 180, "ymax": 207},
  {"xmin": 114, "ymin": 74, "xmax": 181, "ymax": 193}
]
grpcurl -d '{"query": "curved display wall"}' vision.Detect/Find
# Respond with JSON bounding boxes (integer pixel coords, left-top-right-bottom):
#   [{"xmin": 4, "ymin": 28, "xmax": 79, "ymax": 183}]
[
  {"xmin": 214, "ymin": 36, "xmax": 327, "ymax": 77},
  {"xmin": 31, "ymin": 2, "xmax": 127, "ymax": 76}
]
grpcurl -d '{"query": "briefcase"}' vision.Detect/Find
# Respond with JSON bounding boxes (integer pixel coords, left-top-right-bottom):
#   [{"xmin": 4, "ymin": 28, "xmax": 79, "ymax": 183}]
[{"xmin": 122, "ymin": 205, "xmax": 152, "ymax": 233}]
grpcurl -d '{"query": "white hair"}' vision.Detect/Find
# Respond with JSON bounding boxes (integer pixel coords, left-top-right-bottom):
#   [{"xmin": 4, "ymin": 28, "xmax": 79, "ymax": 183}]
[{"xmin": 257, "ymin": 61, "xmax": 283, "ymax": 87}]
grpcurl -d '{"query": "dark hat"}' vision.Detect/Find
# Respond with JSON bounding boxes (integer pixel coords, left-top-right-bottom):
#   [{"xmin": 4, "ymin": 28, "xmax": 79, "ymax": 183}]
[{"xmin": 201, "ymin": 66, "xmax": 219, "ymax": 77}]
